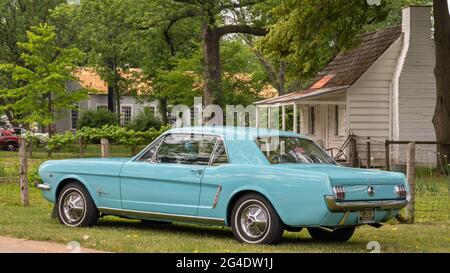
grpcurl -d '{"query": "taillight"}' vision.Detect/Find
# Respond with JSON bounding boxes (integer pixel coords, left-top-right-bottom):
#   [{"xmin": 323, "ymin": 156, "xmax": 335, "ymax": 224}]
[
  {"xmin": 332, "ymin": 186, "xmax": 346, "ymax": 200},
  {"xmin": 395, "ymin": 185, "xmax": 407, "ymax": 199}
]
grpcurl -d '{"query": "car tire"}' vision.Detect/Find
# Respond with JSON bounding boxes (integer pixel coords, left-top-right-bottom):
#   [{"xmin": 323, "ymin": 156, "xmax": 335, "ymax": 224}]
[
  {"xmin": 307, "ymin": 227, "xmax": 355, "ymax": 242},
  {"xmin": 57, "ymin": 182, "xmax": 99, "ymax": 227},
  {"xmin": 231, "ymin": 193, "xmax": 284, "ymax": 245},
  {"xmin": 6, "ymin": 142, "xmax": 17, "ymax": 151}
]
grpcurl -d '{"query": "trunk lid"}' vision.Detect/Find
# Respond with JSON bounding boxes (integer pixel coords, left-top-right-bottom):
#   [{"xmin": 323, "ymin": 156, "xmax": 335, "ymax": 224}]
[{"xmin": 275, "ymin": 164, "xmax": 406, "ymax": 200}]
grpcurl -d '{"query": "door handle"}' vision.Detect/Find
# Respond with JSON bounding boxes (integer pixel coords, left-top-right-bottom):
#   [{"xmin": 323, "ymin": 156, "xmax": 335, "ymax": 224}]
[{"xmin": 190, "ymin": 168, "xmax": 204, "ymax": 175}]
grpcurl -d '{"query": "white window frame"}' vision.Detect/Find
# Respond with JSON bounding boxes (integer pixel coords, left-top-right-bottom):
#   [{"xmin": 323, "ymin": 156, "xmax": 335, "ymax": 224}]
[
  {"xmin": 120, "ymin": 104, "xmax": 133, "ymax": 126},
  {"xmin": 70, "ymin": 106, "xmax": 79, "ymax": 130}
]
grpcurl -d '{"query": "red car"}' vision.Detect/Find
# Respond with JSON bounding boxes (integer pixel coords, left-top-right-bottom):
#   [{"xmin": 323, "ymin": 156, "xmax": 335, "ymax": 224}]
[{"xmin": 0, "ymin": 129, "xmax": 19, "ymax": 151}]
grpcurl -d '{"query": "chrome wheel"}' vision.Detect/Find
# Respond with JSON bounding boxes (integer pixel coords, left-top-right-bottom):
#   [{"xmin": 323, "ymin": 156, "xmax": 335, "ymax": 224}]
[
  {"xmin": 62, "ymin": 191, "xmax": 85, "ymax": 223},
  {"xmin": 240, "ymin": 204, "xmax": 269, "ymax": 238}
]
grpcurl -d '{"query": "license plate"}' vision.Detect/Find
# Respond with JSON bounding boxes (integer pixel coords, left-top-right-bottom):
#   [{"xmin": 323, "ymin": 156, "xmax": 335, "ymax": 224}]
[{"xmin": 358, "ymin": 209, "xmax": 375, "ymax": 224}]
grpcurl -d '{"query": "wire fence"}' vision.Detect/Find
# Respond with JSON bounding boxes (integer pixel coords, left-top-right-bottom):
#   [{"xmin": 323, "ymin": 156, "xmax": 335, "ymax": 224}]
[
  {"xmin": 354, "ymin": 136, "xmax": 450, "ymax": 223},
  {"xmin": 1, "ymin": 138, "xmax": 449, "ymax": 224},
  {"xmin": 0, "ymin": 144, "xmax": 145, "ymax": 184}
]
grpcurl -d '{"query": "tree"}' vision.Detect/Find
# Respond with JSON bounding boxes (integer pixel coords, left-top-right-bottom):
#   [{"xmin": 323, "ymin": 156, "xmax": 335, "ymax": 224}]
[
  {"xmin": 0, "ymin": 0, "xmax": 66, "ymax": 125},
  {"xmin": 138, "ymin": 0, "xmax": 270, "ymax": 106},
  {"xmin": 57, "ymin": 0, "xmax": 144, "ymax": 122},
  {"xmin": 432, "ymin": 0, "xmax": 450, "ymax": 161},
  {"xmin": 0, "ymin": 23, "xmax": 87, "ymax": 136},
  {"xmin": 260, "ymin": 0, "xmax": 391, "ymax": 80}
]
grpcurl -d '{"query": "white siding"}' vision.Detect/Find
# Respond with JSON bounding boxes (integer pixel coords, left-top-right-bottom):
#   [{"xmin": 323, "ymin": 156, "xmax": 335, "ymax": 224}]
[
  {"xmin": 397, "ymin": 7, "xmax": 436, "ymax": 142},
  {"xmin": 393, "ymin": 6, "xmax": 436, "ymax": 165},
  {"xmin": 347, "ymin": 37, "xmax": 403, "ymax": 166}
]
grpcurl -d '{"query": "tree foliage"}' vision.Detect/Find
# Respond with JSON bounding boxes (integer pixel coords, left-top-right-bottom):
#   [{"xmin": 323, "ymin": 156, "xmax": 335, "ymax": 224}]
[
  {"xmin": 260, "ymin": 0, "xmax": 391, "ymax": 79},
  {"xmin": 0, "ymin": 23, "xmax": 87, "ymax": 133}
]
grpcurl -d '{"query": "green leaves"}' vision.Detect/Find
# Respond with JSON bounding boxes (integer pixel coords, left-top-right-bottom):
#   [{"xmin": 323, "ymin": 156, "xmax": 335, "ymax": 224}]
[
  {"xmin": 259, "ymin": 0, "xmax": 391, "ymax": 78},
  {"xmin": 0, "ymin": 23, "xmax": 87, "ymax": 127}
]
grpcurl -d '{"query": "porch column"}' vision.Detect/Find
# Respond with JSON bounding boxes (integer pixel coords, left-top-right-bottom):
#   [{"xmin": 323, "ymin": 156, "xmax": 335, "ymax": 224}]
[
  {"xmin": 281, "ymin": 105, "xmax": 286, "ymax": 131},
  {"xmin": 293, "ymin": 103, "xmax": 298, "ymax": 133},
  {"xmin": 267, "ymin": 106, "xmax": 272, "ymax": 129},
  {"xmin": 255, "ymin": 106, "xmax": 259, "ymax": 128}
]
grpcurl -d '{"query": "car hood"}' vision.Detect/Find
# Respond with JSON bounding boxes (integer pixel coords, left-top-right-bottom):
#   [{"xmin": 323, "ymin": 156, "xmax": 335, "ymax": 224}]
[{"xmin": 273, "ymin": 164, "xmax": 405, "ymax": 185}]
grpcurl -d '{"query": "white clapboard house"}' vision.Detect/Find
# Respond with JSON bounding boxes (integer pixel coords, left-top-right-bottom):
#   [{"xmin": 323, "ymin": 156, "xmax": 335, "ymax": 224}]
[{"xmin": 254, "ymin": 6, "xmax": 437, "ymax": 167}]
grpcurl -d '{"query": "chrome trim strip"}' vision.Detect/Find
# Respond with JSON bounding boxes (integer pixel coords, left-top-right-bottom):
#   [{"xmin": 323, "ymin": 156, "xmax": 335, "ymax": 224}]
[
  {"xmin": 211, "ymin": 185, "xmax": 222, "ymax": 209},
  {"xmin": 98, "ymin": 207, "xmax": 225, "ymax": 225},
  {"xmin": 325, "ymin": 196, "xmax": 408, "ymax": 212},
  {"xmin": 36, "ymin": 183, "xmax": 51, "ymax": 191}
]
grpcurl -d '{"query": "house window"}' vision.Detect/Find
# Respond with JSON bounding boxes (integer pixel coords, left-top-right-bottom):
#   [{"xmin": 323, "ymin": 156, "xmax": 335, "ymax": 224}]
[
  {"xmin": 145, "ymin": 106, "xmax": 156, "ymax": 117},
  {"xmin": 97, "ymin": 105, "xmax": 107, "ymax": 110},
  {"xmin": 309, "ymin": 106, "xmax": 315, "ymax": 135},
  {"xmin": 71, "ymin": 106, "xmax": 79, "ymax": 129},
  {"xmin": 121, "ymin": 106, "xmax": 132, "ymax": 126}
]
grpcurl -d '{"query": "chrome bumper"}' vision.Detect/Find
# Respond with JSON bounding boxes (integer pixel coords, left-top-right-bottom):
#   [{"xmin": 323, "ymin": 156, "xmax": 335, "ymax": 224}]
[
  {"xmin": 325, "ymin": 196, "xmax": 408, "ymax": 212},
  {"xmin": 36, "ymin": 183, "xmax": 51, "ymax": 191}
]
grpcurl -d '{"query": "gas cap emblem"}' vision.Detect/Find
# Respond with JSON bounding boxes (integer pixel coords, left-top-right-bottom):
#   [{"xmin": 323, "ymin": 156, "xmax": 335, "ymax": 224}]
[{"xmin": 367, "ymin": 186, "xmax": 375, "ymax": 197}]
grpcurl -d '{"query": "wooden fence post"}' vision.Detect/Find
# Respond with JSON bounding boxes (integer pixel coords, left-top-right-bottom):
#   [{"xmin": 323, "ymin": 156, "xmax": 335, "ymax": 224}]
[
  {"xmin": 349, "ymin": 135, "xmax": 358, "ymax": 167},
  {"xmin": 366, "ymin": 137, "xmax": 371, "ymax": 169},
  {"xmin": 406, "ymin": 141, "xmax": 416, "ymax": 224},
  {"xmin": 79, "ymin": 137, "xmax": 85, "ymax": 158},
  {"xmin": 385, "ymin": 140, "xmax": 390, "ymax": 171},
  {"xmin": 101, "ymin": 138, "xmax": 110, "ymax": 158},
  {"xmin": 19, "ymin": 137, "xmax": 29, "ymax": 206}
]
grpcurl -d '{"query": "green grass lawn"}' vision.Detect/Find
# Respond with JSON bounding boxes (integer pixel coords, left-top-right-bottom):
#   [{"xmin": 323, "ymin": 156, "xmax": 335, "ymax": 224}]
[{"xmin": 0, "ymin": 183, "xmax": 449, "ymax": 253}]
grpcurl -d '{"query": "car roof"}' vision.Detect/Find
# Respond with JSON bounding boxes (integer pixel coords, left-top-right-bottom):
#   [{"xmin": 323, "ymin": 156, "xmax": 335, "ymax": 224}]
[{"xmin": 167, "ymin": 126, "xmax": 310, "ymax": 141}]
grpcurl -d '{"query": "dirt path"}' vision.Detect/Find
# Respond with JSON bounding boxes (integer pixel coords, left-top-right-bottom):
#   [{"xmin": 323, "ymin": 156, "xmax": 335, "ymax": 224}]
[{"xmin": 0, "ymin": 236, "xmax": 107, "ymax": 253}]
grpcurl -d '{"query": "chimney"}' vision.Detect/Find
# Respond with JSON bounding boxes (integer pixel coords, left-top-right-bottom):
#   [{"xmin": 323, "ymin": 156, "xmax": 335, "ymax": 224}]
[{"xmin": 402, "ymin": 5, "xmax": 433, "ymax": 45}]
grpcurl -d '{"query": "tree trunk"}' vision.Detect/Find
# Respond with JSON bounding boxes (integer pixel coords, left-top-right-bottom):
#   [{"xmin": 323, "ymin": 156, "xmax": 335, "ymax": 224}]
[
  {"xmin": 116, "ymin": 87, "xmax": 121, "ymax": 125},
  {"xmin": 159, "ymin": 99, "xmax": 169, "ymax": 126},
  {"xmin": 2, "ymin": 109, "xmax": 16, "ymax": 126},
  {"xmin": 432, "ymin": 0, "xmax": 450, "ymax": 167},
  {"xmin": 278, "ymin": 61, "xmax": 286, "ymax": 96},
  {"xmin": 202, "ymin": 26, "xmax": 222, "ymax": 106}
]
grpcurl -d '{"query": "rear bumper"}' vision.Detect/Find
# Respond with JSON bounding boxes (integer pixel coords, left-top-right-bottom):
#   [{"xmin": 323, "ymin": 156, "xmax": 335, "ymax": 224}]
[{"xmin": 325, "ymin": 196, "xmax": 408, "ymax": 212}]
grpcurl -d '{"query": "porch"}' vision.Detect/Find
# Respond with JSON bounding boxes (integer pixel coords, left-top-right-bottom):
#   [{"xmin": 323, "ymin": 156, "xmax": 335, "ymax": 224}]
[{"xmin": 254, "ymin": 86, "xmax": 350, "ymax": 163}]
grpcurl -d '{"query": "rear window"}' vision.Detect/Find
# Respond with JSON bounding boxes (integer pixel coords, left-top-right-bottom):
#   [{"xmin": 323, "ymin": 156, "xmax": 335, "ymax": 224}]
[{"xmin": 256, "ymin": 137, "xmax": 335, "ymax": 164}]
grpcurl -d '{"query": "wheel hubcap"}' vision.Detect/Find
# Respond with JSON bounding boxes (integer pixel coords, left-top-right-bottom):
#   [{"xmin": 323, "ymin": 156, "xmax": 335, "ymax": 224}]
[
  {"xmin": 240, "ymin": 204, "xmax": 268, "ymax": 238},
  {"xmin": 63, "ymin": 192, "xmax": 85, "ymax": 223},
  {"xmin": 8, "ymin": 144, "xmax": 14, "ymax": 150}
]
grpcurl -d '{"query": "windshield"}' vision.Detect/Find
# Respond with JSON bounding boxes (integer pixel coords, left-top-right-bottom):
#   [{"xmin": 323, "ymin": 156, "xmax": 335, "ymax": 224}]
[{"xmin": 256, "ymin": 137, "xmax": 335, "ymax": 164}]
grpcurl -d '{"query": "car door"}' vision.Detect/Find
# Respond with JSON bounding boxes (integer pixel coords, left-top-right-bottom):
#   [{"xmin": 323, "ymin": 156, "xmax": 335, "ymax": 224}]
[{"xmin": 120, "ymin": 133, "xmax": 217, "ymax": 216}]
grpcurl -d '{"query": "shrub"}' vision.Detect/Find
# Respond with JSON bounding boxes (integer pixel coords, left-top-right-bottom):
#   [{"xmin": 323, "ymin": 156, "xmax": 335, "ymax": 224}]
[
  {"xmin": 77, "ymin": 109, "xmax": 118, "ymax": 129},
  {"xmin": 126, "ymin": 108, "xmax": 162, "ymax": 131},
  {"xmin": 46, "ymin": 131, "xmax": 78, "ymax": 152}
]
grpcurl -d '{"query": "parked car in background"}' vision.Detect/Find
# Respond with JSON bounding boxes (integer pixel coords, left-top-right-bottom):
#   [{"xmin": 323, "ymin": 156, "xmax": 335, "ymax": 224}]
[
  {"xmin": 9, "ymin": 127, "xmax": 27, "ymax": 135},
  {"xmin": 0, "ymin": 129, "xmax": 19, "ymax": 151},
  {"xmin": 37, "ymin": 126, "xmax": 409, "ymax": 244}
]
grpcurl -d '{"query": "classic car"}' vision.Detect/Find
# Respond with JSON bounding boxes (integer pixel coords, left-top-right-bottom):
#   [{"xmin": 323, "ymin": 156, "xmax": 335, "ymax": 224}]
[
  {"xmin": 37, "ymin": 126, "xmax": 409, "ymax": 244},
  {"xmin": 0, "ymin": 129, "xmax": 19, "ymax": 151}
]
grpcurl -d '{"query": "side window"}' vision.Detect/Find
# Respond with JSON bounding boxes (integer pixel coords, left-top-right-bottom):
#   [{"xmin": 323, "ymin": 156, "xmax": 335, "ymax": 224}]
[
  {"xmin": 138, "ymin": 137, "xmax": 163, "ymax": 162},
  {"xmin": 211, "ymin": 140, "xmax": 229, "ymax": 166},
  {"xmin": 155, "ymin": 134, "xmax": 216, "ymax": 165}
]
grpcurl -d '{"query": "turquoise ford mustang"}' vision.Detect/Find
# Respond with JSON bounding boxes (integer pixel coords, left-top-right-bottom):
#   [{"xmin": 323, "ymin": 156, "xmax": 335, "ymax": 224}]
[{"xmin": 37, "ymin": 126, "xmax": 409, "ymax": 244}]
